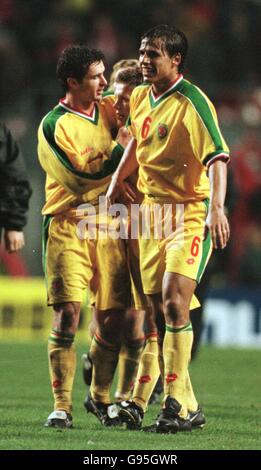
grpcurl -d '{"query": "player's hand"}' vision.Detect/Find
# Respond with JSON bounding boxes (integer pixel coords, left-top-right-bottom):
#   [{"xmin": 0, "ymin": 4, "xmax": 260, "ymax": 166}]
[
  {"xmin": 106, "ymin": 177, "xmax": 121, "ymax": 207},
  {"xmin": 120, "ymin": 181, "xmax": 137, "ymax": 204},
  {"xmin": 204, "ymin": 207, "xmax": 230, "ymax": 249},
  {"xmin": 106, "ymin": 178, "xmax": 136, "ymax": 207},
  {"xmin": 4, "ymin": 230, "xmax": 25, "ymax": 253},
  {"xmin": 117, "ymin": 127, "xmax": 132, "ymax": 148}
]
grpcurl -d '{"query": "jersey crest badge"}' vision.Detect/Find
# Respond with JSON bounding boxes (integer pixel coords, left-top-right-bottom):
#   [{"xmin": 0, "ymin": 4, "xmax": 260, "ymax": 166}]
[{"xmin": 157, "ymin": 123, "xmax": 168, "ymax": 139}]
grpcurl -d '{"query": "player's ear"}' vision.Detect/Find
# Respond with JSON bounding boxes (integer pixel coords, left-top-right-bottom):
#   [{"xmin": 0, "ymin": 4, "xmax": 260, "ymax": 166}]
[
  {"xmin": 172, "ymin": 53, "xmax": 181, "ymax": 68},
  {"xmin": 67, "ymin": 77, "xmax": 79, "ymax": 89}
]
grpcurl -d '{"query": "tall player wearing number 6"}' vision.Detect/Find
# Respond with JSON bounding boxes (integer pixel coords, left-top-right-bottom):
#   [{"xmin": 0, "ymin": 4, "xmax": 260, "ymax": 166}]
[{"xmin": 106, "ymin": 25, "xmax": 230, "ymax": 433}]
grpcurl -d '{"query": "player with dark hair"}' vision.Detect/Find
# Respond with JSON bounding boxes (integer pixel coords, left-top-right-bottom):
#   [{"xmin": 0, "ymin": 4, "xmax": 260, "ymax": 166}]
[
  {"xmin": 38, "ymin": 45, "xmax": 135, "ymax": 429},
  {"xmin": 107, "ymin": 25, "xmax": 230, "ymax": 433}
]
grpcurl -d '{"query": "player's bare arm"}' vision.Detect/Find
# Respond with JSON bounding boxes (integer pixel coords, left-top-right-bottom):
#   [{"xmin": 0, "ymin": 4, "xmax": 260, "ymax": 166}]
[
  {"xmin": 106, "ymin": 137, "xmax": 138, "ymax": 205},
  {"xmin": 205, "ymin": 160, "xmax": 230, "ymax": 249}
]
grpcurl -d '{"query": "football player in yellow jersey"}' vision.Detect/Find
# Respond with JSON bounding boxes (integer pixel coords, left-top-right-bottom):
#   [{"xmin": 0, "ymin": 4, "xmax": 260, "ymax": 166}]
[
  {"xmin": 107, "ymin": 25, "xmax": 230, "ymax": 433},
  {"xmin": 38, "ymin": 45, "xmax": 136, "ymax": 429},
  {"xmin": 113, "ymin": 66, "xmax": 166, "ymax": 418},
  {"xmin": 104, "ymin": 65, "xmax": 199, "ymax": 415},
  {"xmin": 82, "ymin": 63, "xmax": 148, "ymax": 404},
  {"xmin": 113, "ymin": 68, "xmax": 202, "ymax": 428}
]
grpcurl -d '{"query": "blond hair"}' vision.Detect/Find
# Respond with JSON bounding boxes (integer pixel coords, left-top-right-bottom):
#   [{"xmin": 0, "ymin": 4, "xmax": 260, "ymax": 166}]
[{"xmin": 108, "ymin": 59, "xmax": 140, "ymax": 90}]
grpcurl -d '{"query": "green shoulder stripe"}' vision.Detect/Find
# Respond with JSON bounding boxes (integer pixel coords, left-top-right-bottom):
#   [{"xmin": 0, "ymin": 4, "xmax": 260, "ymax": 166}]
[
  {"xmin": 102, "ymin": 90, "xmax": 115, "ymax": 97},
  {"xmin": 177, "ymin": 80, "xmax": 225, "ymax": 153},
  {"xmin": 42, "ymin": 107, "xmax": 124, "ymax": 180}
]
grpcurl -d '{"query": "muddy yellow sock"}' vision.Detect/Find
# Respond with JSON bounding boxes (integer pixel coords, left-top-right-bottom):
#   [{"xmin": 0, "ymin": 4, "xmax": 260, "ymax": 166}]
[
  {"xmin": 163, "ymin": 322, "xmax": 193, "ymax": 418},
  {"xmin": 183, "ymin": 329, "xmax": 198, "ymax": 411},
  {"xmin": 186, "ymin": 370, "xmax": 198, "ymax": 412},
  {"xmin": 115, "ymin": 338, "xmax": 144, "ymax": 401},
  {"xmin": 48, "ymin": 329, "xmax": 76, "ymax": 414},
  {"xmin": 90, "ymin": 332, "xmax": 120, "ymax": 404},
  {"xmin": 132, "ymin": 333, "xmax": 160, "ymax": 411},
  {"xmin": 158, "ymin": 341, "xmax": 164, "ymax": 381}
]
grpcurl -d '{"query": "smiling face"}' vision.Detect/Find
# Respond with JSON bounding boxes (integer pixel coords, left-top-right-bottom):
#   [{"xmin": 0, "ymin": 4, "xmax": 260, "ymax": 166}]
[
  {"xmin": 139, "ymin": 38, "xmax": 181, "ymax": 92},
  {"xmin": 113, "ymin": 82, "xmax": 134, "ymax": 127}
]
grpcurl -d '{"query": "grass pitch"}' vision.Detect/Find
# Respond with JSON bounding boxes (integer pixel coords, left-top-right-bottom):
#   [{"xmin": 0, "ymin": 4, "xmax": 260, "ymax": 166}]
[{"xmin": 0, "ymin": 341, "xmax": 260, "ymax": 450}]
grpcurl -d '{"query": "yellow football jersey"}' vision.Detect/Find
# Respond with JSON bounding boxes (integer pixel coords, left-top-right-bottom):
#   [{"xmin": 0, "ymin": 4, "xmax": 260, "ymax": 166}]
[
  {"xmin": 129, "ymin": 75, "xmax": 230, "ymax": 202},
  {"xmin": 38, "ymin": 96, "xmax": 123, "ymax": 215}
]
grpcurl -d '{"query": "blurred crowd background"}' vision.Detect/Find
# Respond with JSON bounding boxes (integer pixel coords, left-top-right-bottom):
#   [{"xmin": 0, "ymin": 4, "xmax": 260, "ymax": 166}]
[{"xmin": 0, "ymin": 0, "xmax": 260, "ymax": 289}]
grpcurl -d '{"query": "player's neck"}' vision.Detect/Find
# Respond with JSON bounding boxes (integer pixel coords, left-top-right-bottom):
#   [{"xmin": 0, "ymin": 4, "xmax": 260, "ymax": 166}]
[
  {"xmin": 152, "ymin": 72, "xmax": 181, "ymax": 96},
  {"xmin": 63, "ymin": 95, "xmax": 95, "ymax": 115}
]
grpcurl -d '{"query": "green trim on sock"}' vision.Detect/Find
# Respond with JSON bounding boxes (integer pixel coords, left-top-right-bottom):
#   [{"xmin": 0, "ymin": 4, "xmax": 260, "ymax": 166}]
[
  {"xmin": 51, "ymin": 328, "xmax": 74, "ymax": 339},
  {"xmin": 165, "ymin": 322, "xmax": 192, "ymax": 333},
  {"xmin": 49, "ymin": 329, "xmax": 75, "ymax": 346}
]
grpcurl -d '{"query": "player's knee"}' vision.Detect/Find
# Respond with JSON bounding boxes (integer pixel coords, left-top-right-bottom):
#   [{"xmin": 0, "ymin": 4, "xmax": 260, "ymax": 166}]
[
  {"xmin": 88, "ymin": 318, "xmax": 97, "ymax": 337},
  {"xmin": 97, "ymin": 309, "xmax": 124, "ymax": 344},
  {"xmin": 126, "ymin": 308, "xmax": 144, "ymax": 329},
  {"xmin": 122, "ymin": 311, "xmax": 145, "ymax": 345},
  {"xmin": 53, "ymin": 302, "xmax": 80, "ymax": 333},
  {"xmin": 164, "ymin": 297, "xmax": 187, "ymax": 324}
]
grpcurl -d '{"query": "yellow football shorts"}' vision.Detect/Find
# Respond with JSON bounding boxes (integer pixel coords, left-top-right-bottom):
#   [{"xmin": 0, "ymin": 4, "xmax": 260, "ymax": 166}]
[
  {"xmin": 88, "ymin": 237, "xmax": 148, "ymax": 310},
  {"xmin": 138, "ymin": 197, "xmax": 212, "ymax": 308},
  {"xmin": 43, "ymin": 213, "xmax": 131, "ymax": 309},
  {"xmin": 127, "ymin": 237, "xmax": 148, "ymax": 310}
]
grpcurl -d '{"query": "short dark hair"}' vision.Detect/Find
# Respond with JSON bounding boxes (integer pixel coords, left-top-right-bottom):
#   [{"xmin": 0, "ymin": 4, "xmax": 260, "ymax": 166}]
[
  {"xmin": 56, "ymin": 45, "xmax": 105, "ymax": 92},
  {"xmin": 115, "ymin": 66, "xmax": 143, "ymax": 88},
  {"xmin": 141, "ymin": 24, "xmax": 188, "ymax": 72}
]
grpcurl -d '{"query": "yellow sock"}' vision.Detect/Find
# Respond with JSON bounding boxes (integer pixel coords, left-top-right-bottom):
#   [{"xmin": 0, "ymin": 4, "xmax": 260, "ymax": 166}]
[
  {"xmin": 186, "ymin": 370, "xmax": 198, "ymax": 412},
  {"xmin": 48, "ymin": 329, "xmax": 76, "ymax": 414},
  {"xmin": 115, "ymin": 339, "xmax": 144, "ymax": 401},
  {"xmin": 182, "ymin": 329, "xmax": 198, "ymax": 411},
  {"xmin": 158, "ymin": 341, "xmax": 164, "ymax": 380},
  {"xmin": 132, "ymin": 333, "xmax": 160, "ymax": 411},
  {"xmin": 163, "ymin": 322, "xmax": 193, "ymax": 418},
  {"xmin": 90, "ymin": 332, "xmax": 120, "ymax": 404}
]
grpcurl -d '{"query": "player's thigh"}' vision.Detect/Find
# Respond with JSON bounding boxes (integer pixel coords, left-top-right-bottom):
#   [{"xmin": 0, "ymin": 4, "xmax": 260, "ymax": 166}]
[
  {"xmin": 127, "ymin": 237, "xmax": 149, "ymax": 310},
  {"xmin": 45, "ymin": 215, "xmax": 94, "ymax": 304},
  {"xmin": 165, "ymin": 200, "xmax": 212, "ymax": 283},
  {"xmin": 138, "ymin": 232, "xmax": 165, "ymax": 295},
  {"xmin": 95, "ymin": 236, "xmax": 131, "ymax": 310}
]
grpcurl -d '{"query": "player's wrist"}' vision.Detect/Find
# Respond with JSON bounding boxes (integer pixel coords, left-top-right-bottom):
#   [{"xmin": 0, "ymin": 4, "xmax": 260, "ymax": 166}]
[
  {"xmin": 209, "ymin": 202, "xmax": 224, "ymax": 211},
  {"xmin": 112, "ymin": 171, "xmax": 123, "ymax": 185}
]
